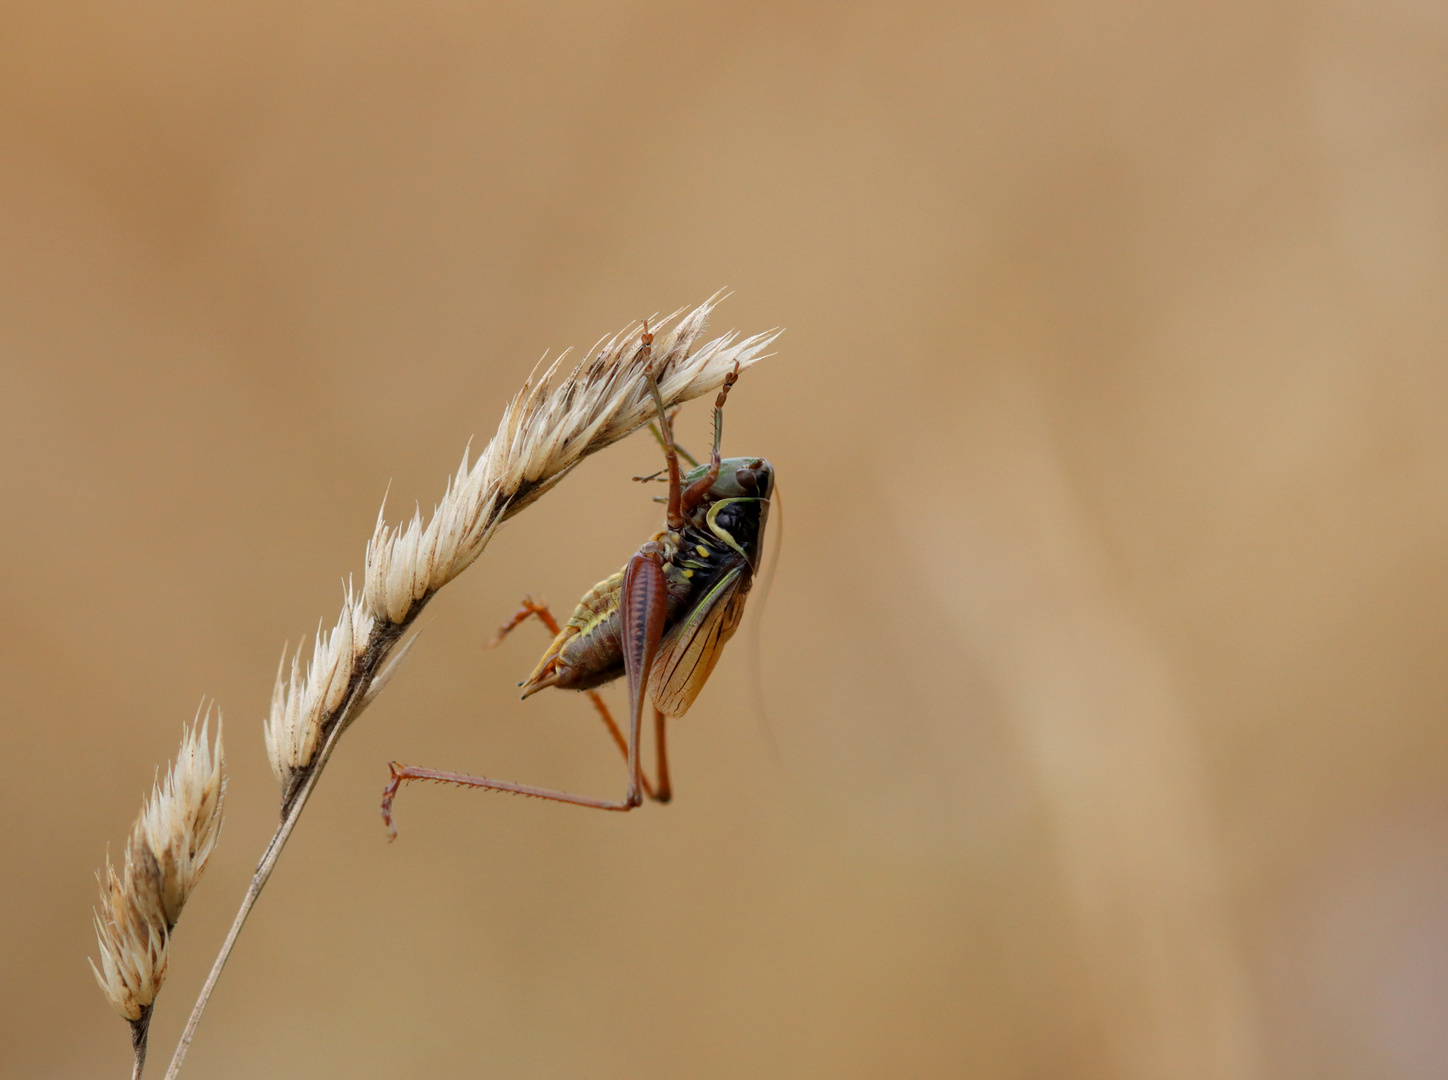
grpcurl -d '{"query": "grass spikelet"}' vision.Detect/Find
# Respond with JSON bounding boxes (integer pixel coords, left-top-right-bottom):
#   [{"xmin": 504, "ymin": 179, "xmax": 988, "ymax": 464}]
[
  {"xmin": 91, "ymin": 707, "xmax": 225, "ymax": 1077},
  {"xmin": 264, "ymin": 580, "xmax": 373, "ymax": 802}
]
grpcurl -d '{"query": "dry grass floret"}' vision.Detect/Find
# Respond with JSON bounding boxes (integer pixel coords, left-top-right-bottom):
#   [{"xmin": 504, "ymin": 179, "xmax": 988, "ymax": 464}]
[{"xmin": 91, "ymin": 708, "xmax": 225, "ymax": 1077}]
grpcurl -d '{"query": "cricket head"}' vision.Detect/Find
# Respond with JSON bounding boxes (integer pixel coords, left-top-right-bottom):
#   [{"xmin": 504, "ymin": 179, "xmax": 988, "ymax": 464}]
[
  {"xmin": 692, "ymin": 457, "xmax": 773, "ymax": 572},
  {"xmin": 683, "ymin": 457, "xmax": 773, "ymax": 501}
]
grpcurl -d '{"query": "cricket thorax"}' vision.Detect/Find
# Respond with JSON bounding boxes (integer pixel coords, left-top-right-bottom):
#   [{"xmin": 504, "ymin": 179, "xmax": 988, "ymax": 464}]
[{"xmin": 668, "ymin": 524, "xmax": 747, "ymax": 596}]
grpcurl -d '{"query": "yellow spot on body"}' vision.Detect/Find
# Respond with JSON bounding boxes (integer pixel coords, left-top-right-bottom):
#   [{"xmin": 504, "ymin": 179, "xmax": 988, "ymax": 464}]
[
  {"xmin": 695, "ymin": 545, "xmax": 709, "ymax": 558},
  {"xmin": 683, "ymin": 569, "xmax": 693, "ymax": 578}
]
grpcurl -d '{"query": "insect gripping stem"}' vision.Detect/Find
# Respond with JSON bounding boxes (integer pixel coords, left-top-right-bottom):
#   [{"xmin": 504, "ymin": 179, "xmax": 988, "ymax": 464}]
[{"xmin": 376, "ymin": 317, "xmax": 775, "ymax": 841}]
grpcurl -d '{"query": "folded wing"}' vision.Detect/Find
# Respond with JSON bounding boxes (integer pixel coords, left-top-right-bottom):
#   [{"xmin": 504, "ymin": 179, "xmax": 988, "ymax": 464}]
[{"xmin": 648, "ymin": 562, "xmax": 751, "ymax": 718}]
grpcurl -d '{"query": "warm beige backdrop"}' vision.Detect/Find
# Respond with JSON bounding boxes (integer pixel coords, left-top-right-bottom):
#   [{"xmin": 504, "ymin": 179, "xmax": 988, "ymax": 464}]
[{"xmin": 4, "ymin": 2, "xmax": 1447, "ymax": 1078}]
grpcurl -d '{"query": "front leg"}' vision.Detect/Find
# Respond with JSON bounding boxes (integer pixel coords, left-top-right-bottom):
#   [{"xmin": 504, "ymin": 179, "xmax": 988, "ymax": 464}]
[
  {"xmin": 680, "ymin": 363, "xmax": 739, "ymax": 516},
  {"xmin": 640, "ymin": 325, "xmax": 686, "ymax": 530}
]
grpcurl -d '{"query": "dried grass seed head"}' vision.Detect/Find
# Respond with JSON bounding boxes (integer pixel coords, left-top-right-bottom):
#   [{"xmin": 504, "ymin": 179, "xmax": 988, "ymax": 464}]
[
  {"xmin": 91, "ymin": 708, "xmax": 226, "ymax": 1021},
  {"xmin": 363, "ymin": 294, "xmax": 780, "ymax": 627}
]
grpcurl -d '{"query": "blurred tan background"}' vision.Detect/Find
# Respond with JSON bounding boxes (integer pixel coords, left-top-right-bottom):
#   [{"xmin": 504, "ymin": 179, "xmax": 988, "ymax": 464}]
[{"xmin": 4, "ymin": 1, "xmax": 1448, "ymax": 1077}]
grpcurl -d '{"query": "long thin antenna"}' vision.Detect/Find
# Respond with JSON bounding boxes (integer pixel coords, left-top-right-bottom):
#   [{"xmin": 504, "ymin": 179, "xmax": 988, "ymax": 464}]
[{"xmin": 746, "ymin": 482, "xmax": 784, "ymax": 760}]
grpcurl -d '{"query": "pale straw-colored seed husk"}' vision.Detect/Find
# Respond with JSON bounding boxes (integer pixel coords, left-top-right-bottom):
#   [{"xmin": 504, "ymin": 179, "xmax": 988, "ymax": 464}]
[
  {"xmin": 263, "ymin": 581, "xmax": 374, "ymax": 791},
  {"xmin": 91, "ymin": 709, "xmax": 226, "ymax": 1021},
  {"xmin": 263, "ymin": 294, "xmax": 779, "ymax": 794}
]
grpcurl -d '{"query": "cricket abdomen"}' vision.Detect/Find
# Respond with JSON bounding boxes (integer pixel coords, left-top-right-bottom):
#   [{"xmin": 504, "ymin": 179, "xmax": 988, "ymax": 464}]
[
  {"xmin": 519, "ymin": 533, "xmax": 694, "ymax": 697},
  {"xmin": 551, "ymin": 570, "xmax": 627, "ymax": 690}
]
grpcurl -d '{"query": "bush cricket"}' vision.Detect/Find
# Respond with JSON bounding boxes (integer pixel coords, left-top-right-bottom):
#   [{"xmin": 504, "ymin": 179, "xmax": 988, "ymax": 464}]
[{"xmin": 381, "ymin": 325, "xmax": 774, "ymax": 835}]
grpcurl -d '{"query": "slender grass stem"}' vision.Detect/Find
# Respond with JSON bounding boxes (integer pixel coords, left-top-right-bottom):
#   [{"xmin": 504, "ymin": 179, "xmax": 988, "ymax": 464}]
[
  {"xmin": 130, "ymin": 1009, "xmax": 152, "ymax": 1080},
  {"xmin": 162, "ymin": 716, "xmax": 336, "ymax": 1079},
  {"xmin": 163, "ymin": 614, "xmax": 415, "ymax": 1079}
]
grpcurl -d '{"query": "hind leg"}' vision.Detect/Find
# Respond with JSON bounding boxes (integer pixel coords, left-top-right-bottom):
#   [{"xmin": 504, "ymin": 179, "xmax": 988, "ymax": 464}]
[{"xmin": 490, "ymin": 597, "xmax": 659, "ymax": 801}]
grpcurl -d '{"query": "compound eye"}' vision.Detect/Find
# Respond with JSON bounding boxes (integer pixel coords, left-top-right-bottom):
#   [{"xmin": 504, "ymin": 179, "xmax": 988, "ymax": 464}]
[{"xmin": 735, "ymin": 467, "xmax": 758, "ymax": 492}]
